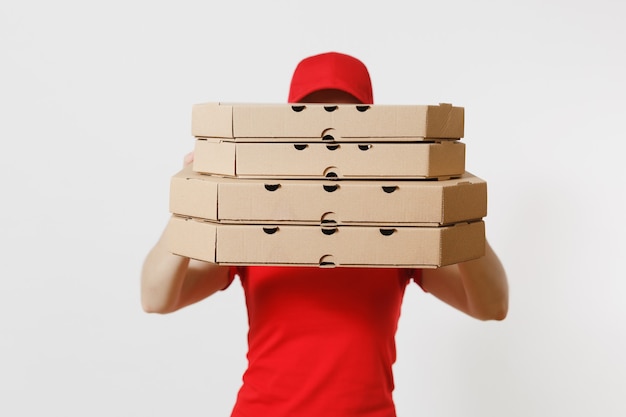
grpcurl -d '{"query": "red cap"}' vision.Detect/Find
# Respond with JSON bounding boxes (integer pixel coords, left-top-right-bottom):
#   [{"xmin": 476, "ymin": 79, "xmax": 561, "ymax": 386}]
[{"xmin": 288, "ymin": 52, "xmax": 373, "ymax": 104}]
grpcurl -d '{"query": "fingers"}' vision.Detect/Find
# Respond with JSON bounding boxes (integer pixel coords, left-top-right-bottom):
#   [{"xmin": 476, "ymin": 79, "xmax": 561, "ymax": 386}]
[{"xmin": 183, "ymin": 151, "xmax": 194, "ymax": 167}]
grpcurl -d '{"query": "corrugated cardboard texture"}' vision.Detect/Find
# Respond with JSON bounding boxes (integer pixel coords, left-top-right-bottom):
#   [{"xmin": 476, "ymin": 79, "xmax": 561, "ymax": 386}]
[
  {"xmin": 167, "ymin": 216, "xmax": 485, "ymax": 268},
  {"xmin": 192, "ymin": 139, "xmax": 465, "ymax": 179},
  {"xmin": 192, "ymin": 102, "xmax": 464, "ymax": 140},
  {"xmin": 170, "ymin": 166, "xmax": 487, "ymax": 225}
]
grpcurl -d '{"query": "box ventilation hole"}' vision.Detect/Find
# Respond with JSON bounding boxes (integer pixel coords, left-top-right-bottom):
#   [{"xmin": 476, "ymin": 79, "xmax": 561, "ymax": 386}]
[
  {"xmin": 319, "ymin": 255, "xmax": 336, "ymax": 268},
  {"xmin": 264, "ymin": 184, "xmax": 281, "ymax": 192},
  {"xmin": 379, "ymin": 228, "xmax": 397, "ymax": 236},
  {"xmin": 320, "ymin": 212, "xmax": 338, "ymax": 225}
]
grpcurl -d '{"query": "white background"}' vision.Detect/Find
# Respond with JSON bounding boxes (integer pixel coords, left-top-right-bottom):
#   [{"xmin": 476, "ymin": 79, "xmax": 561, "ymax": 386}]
[{"xmin": 2, "ymin": 1, "xmax": 625, "ymax": 416}]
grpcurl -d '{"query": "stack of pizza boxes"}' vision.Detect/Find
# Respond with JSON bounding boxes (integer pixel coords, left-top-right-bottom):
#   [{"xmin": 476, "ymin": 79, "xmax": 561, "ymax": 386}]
[{"xmin": 167, "ymin": 102, "xmax": 487, "ymax": 268}]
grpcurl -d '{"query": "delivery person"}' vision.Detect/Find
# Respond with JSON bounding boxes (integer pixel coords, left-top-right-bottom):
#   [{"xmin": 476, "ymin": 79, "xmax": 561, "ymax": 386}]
[{"xmin": 141, "ymin": 51, "xmax": 508, "ymax": 417}]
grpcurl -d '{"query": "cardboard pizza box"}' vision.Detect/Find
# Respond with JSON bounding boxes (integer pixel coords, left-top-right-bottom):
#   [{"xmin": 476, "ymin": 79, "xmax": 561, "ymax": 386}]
[
  {"xmin": 170, "ymin": 166, "xmax": 486, "ymax": 226},
  {"xmin": 192, "ymin": 102, "xmax": 464, "ymax": 141},
  {"xmin": 167, "ymin": 216, "xmax": 485, "ymax": 268},
  {"xmin": 192, "ymin": 139, "xmax": 465, "ymax": 179}
]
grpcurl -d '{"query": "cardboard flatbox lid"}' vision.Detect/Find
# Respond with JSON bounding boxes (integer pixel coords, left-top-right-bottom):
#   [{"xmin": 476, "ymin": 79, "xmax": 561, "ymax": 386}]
[
  {"xmin": 192, "ymin": 139, "xmax": 465, "ymax": 179},
  {"xmin": 192, "ymin": 102, "xmax": 464, "ymax": 140},
  {"xmin": 167, "ymin": 216, "xmax": 485, "ymax": 268},
  {"xmin": 170, "ymin": 166, "xmax": 487, "ymax": 225}
]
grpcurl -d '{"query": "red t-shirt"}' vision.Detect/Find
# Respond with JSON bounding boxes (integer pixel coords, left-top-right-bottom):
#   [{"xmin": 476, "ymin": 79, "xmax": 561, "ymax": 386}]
[{"xmin": 228, "ymin": 266, "xmax": 422, "ymax": 417}]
